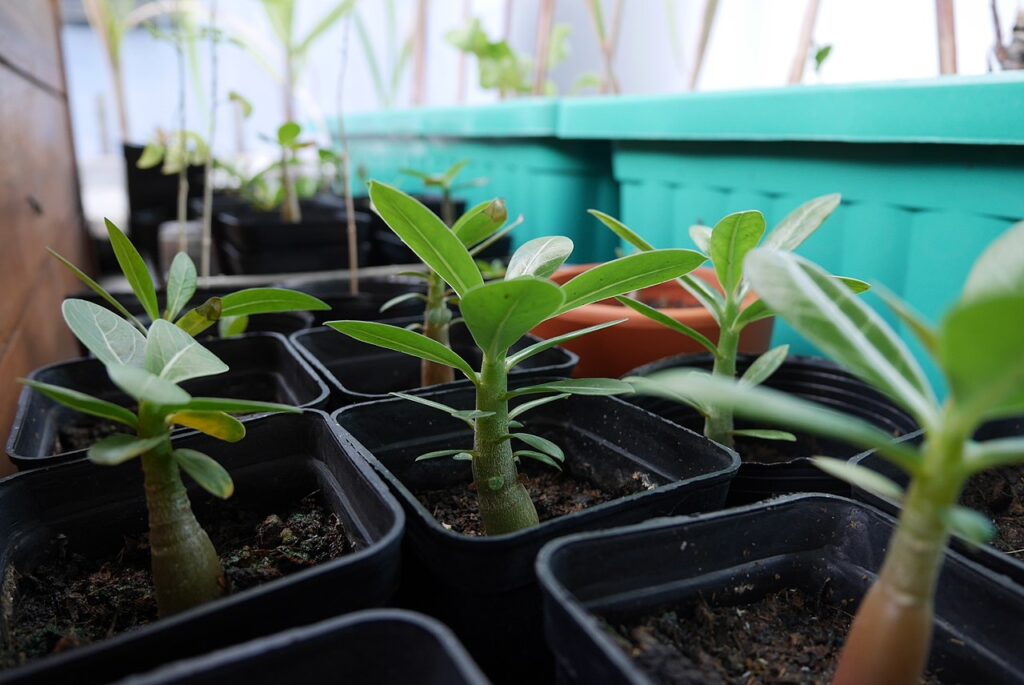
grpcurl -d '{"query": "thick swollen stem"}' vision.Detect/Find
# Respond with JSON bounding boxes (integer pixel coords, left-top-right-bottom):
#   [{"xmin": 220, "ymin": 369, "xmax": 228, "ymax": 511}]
[
  {"xmin": 704, "ymin": 307, "xmax": 740, "ymax": 447},
  {"xmin": 421, "ymin": 271, "xmax": 455, "ymax": 387},
  {"xmin": 473, "ymin": 355, "xmax": 540, "ymax": 535},
  {"xmin": 834, "ymin": 430, "xmax": 964, "ymax": 685}
]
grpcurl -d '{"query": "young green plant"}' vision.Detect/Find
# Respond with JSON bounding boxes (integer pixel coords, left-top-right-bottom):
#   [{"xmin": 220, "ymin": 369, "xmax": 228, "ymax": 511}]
[
  {"xmin": 634, "ymin": 221, "xmax": 1024, "ymax": 685},
  {"xmin": 49, "ymin": 218, "xmax": 328, "ymax": 338},
  {"xmin": 593, "ymin": 194, "xmax": 865, "ymax": 448},
  {"xmin": 327, "ymin": 182, "xmax": 706, "ymax": 535},
  {"xmin": 25, "ymin": 303, "xmax": 298, "ymax": 616}
]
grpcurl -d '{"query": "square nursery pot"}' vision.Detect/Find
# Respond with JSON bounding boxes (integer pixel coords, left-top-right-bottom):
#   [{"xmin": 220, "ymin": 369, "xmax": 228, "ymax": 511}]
[
  {"xmin": 0, "ymin": 411, "xmax": 404, "ymax": 685},
  {"xmin": 280, "ymin": 274, "xmax": 428, "ymax": 324},
  {"xmin": 333, "ymin": 383, "xmax": 739, "ymax": 684},
  {"xmin": 7, "ymin": 333, "xmax": 328, "ymax": 469},
  {"xmin": 291, "ymin": 318, "xmax": 578, "ymax": 409},
  {"xmin": 850, "ymin": 415, "xmax": 1024, "ymax": 586},
  {"xmin": 625, "ymin": 354, "xmax": 919, "ymax": 504},
  {"xmin": 214, "ymin": 199, "xmax": 372, "ymax": 275},
  {"xmin": 112, "ymin": 610, "xmax": 487, "ymax": 685},
  {"xmin": 536, "ymin": 493, "xmax": 1024, "ymax": 685},
  {"xmin": 349, "ymin": 195, "xmax": 479, "ymax": 267}
]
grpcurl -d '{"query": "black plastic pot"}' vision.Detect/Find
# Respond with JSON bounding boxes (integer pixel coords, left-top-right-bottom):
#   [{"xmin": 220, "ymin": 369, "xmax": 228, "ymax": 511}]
[
  {"xmin": 626, "ymin": 354, "xmax": 919, "ymax": 504},
  {"xmin": 215, "ymin": 199, "xmax": 372, "ymax": 275},
  {"xmin": 0, "ymin": 411, "xmax": 404, "ymax": 685},
  {"xmin": 537, "ymin": 493, "xmax": 1024, "ymax": 685},
  {"xmin": 7, "ymin": 333, "xmax": 328, "ymax": 469},
  {"xmin": 279, "ymin": 273, "xmax": 427, "ymax": 324},
  {"xmin": 113, "ymin": 610, "xmax": 487, "ymax": 685},
  {"xmin": 850, "ymin": 415, "xmax": 1024, "ymax": 586},
  {"xmin": 333, "ymin": 384, "xmax": 739, "ymax": 684},
  {"xmin": 292, "ymin": 319, "xmax": 578, "ymax": 409}
]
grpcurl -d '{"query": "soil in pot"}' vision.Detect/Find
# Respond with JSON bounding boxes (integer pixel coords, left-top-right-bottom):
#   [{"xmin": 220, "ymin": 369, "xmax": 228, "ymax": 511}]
[{"xmin": 961, "ymin": 464, "xmax": 1024, "ymax": 558}]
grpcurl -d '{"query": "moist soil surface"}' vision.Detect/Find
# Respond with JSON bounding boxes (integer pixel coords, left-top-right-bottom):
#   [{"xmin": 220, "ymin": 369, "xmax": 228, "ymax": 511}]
[
  {"xmin": 606, "ymin": 588, "xmax": 942, "ymax": 685},
  {"xmin": 962, "ymin": 464, "xmax": 1024, "ymax": 558},
  {"xmin": 0, "ymin": 492, "xmax": 357, "ymax": 669},
  {"xmin": 416, "ymin": 469, "xmax": 646, "ymax": 536},
  {"xmin": 54, "ymin": 417, "xmax": 129, "ymax": 453}
]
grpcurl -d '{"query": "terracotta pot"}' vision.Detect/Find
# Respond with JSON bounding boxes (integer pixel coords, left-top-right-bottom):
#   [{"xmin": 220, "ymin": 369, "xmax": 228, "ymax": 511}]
[{"xmin": 531, "ymin": 265, "xmax": 774, "ymax": 378}]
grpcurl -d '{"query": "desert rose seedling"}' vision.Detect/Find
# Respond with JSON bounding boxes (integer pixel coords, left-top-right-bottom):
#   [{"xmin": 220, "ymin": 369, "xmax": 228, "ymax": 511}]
[
  {"xmin": 637, "ymin": 221, "xmax": 1024, "ymax": 685},
  {"xmin": 49, "ymin": 219, "xmax": 328, "ymax": 338},
  {"xmin": 593, "ymin": 195, "xmax": 867, "ymax": 448},
  {"xmin": 24, "ymin": 303, "xmax": 298, "ymax": 616},
  {"xmin": 327, "ymin": 182, "xmax": 706, "ymax": 535}
]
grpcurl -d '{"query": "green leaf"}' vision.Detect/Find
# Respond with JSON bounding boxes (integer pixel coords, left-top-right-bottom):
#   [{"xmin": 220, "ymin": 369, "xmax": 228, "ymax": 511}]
[
  {"xmin": 689, "ymin": 224, "xmax": 711, "ymax": 253},
  {"xmin": 939, "ymin": 295, "xmax": 1024, "ymax": 421},
  {"xmin": 415, "ymin": 449, "xmax": 472, "ymax": 462},
  {"xmin": 89, "ymin": 434, "xmax": 167, "ymax": 466},
  {"xmin": 296, "ymin": 0, "xmax": 356, "ymax": 57},
  {"xmin": 588, "ymin": 209, "xmax": 655, "ymax": 251},
  {"xmin": 379, "ymin": 292, "xmax": 426, "ymax": 313},
  {"xmin": 173, "ymin": 448, "xmax": 234, "ymax": 498},
  {"xmin": 389, "ymin": 391, "xmax": 479, "ymax": 423},
  {"xmin": 452, "ymin": 409, "xmax": 495, "ymax": 422},
  {"xmin": 106, "ymin": 219, "xmax": 159, "ymax": 321},
  {"xmin": 615, "ymin": 296, "xmax": 717, "ymax": 356},
  {"xmin": 228, "ymin": 90, "xmax": 253, "ymax": 118},
  {"xmin": 165, "ymin": 252, "xmax": 197, "ymax": 320},
  {"xmin": 452, "ymin": 199, "xmax": 507, "ymax": 248},
  {"xmin": 508, "ymin": 393, "xmax": 571, "ymax": 419},
  {"xmin": 183, "ymin": 397, "xmax": 300, "ymax": 414},
  {"xmin": 62, "ymin": 299, "xmax": 146, "ymax": 368},
  {"xmin": 745, "ymin": 249, "xmax": 936, "ymax": 424},
  {"xmin": 177, "ymin": 297, "xmax": 223, "ymax": 336},
  {"xmin": 21, "ymin": 379, "xmax": 137, "ymax": 429},
  {"xmin": 733, "ymin": 299, "xmax": 772, "ymax": 331},
  {"xmin": 136, "ymin": 141, "xmax": 164, "ymax": 169},
  {"xmin": 48, "ymin": 248, "xmax": 146, "ymax": 331},
  {"xmin": 278, "ymin": 122, "xmax": 301, "ymax": 147},
  {"xmin": 739, "ymin": 345, "xmax": 789, "ymax": 386},
  {"xmin": 763, "ymin": 194, "xmax": 841, "ymax": 252},
  {"xmin": 146, "ymin": 320, "xmax": 228, "ymax": 383},
  {"xmin": 368, "ymin": 182, "xmax": 483, "ymax": 297},
  {"xmin": 219, "ymin": 288, "xmax": 329, "ymax": 317},
  {"xmin": 557, "ymin": 250, "xmax": 706, "ymax": 315},
  {"xmin": 625, "ymin": 374, "xmax": 712, "ymax": 417},
  {"xmin": 460, "ymin": 278, "xmax": 565, "ymax": 356},
  {"xmin": 442, "ymin": 159, "xmax": 470, "ymax": 186},
  {"xmin": 876, "ymin": 286, "xmax": 938, "ymax": 357},
  {"xmin": 108, "ymin": 365, "xmax": 191, "ymax": 407},
  {"xmin": 838, "ymin": 276, "xmax": 871, "ymax": 294},
  {"xmin": 327, "ymin": 321, "xmax": 477, "ymax": 381},
  {"xmin": 167, "ymin": 410, "xmax": 245, "ymax": 442},
  {"xmin": 515, "ymin": 450, "xmax": 562, "ymax": 471},
  {"xmin": 505, "ymin": 237, "xmax": 573, "ymax": 280},
  {"xmin": 218, "ymin": 315, "xmax": 249, "ymax": 338},
  {"xmin": 506, "ymin": 319, "xmax": 625, "ymax": 369},
  {"xmin": 709, "ymin": 211, "xmax": 765, "ymax": 296},
  {"xmin": 942, "ymin": 505, "xmax": 996, "ymax": 547},
  {"xmin": 811, "ymin": 456, "xmax": 904, "ymax": 501},
  {"xmin": 505, "ymin": 378, "xmax": 633, "ymax": 400},
  {"xmin": 731, "ymin": 429, "xmax": 796, "ymax": 441},
  {"xmin": 965, "ymin": 437, "xmax": 1024, "ymax": 473},
  {"xmin": 510, "ymin": 433, "xmax": 564, "ymax": 461},
  {"xmin": 961, "ymin": 220, "xmax": 1024, "ymax": 303}
]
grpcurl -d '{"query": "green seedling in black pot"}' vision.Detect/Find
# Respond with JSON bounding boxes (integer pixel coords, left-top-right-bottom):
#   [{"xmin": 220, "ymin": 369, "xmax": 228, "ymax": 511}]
[{"xmin": 327, "ymin": 182, "xmax": 706, "ymax": 535}]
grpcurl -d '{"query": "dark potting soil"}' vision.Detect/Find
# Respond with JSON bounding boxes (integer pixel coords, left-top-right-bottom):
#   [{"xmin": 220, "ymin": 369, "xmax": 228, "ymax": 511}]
[
  {"xmin": 962, "ymin": 464, "xmax": 1024, "ymax": 558},
  {"xmin": 732, "ymin": 431, "xmax": 827, "ymax": 466},
  {"xmin": 0, "ymin": 493, "xmax": 357, "ymax": 669},
  {"xmin": 604, "ymin": 588, "xmax": 942, "ymax": 685},
  {"xmin": 54, "ymin": 417, "xmax": 129, "ymax": 453},
  {"xmin": 416, "ymin": 469, "xmax": 649, "ymax": 536}
]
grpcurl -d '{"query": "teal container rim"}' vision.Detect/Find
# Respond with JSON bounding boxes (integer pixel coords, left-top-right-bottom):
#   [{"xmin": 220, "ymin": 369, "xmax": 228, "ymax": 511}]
[{"xmin": 345, "ymin": 98, "xmax": 559, "ymax": 138}]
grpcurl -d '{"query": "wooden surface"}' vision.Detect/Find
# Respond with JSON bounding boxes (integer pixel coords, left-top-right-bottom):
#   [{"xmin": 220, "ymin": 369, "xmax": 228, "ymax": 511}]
[{"xmin": 0, "ymin": 0, "xmax": 87, "ymax": 474}]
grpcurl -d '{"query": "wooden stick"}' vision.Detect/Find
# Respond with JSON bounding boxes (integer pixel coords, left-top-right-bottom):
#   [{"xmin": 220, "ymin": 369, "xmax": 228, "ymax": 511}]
[
  {"xmin": 585, "ymin": 0, "xmax": 622, "ymax": 94},
  {"xmin": 788, "ymin": 0, "xmax": 821, "ymax": 85},
  {"xmin": 935, "ymin": 0, "xmax": 957, "ymax": 74},
  {"xmin": 457, "ymin": 0, "xmax": 471, "ymax": 103},
  {"xmin": 532, "ymin": 0, "xmax": 556, "ymax": 96},
  {"xmin": 412, "ymin": 0, "xmax": 429, "ymax": 105},
  {"xmin": 688, "ymin": 0, "xmax": 719, "ymax": 91}
]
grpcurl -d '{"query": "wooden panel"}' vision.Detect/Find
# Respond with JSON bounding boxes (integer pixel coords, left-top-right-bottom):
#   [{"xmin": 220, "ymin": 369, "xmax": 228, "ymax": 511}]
[{"xmin": 0, "ymin": 1, "xmax": 64, "ymax": 93}]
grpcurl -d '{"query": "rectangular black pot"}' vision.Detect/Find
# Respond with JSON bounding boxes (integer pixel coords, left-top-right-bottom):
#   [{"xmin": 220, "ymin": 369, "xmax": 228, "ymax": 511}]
[
  {"xmin": 333, "ymin": 384, "xmax": 739, "ymax": 684},
  {"xmin": 7, "ymin": 333, "xmax": 329, "ymax": 469},
  {"xmin": 625, "ymin": 354, "xmax": 919, "ymax": 504},
  {"xmin": 292, "ymin": 319, "xmax": 578, "ymax": 409},
  {"xmin": 113, "ymin": 610, "xmax": 487, "ymax": 685},
  {"xmin": 537, "ymin": 494, "xmax": 1024, "ymax": 685},
  {"xmin": 215, "ymin": 199, "xmax": 372, "ymax": 275},
  {"xmin": 0, "ymin": 411, "xmax": 404, "ymax": 685},
  {"xmin": 850, "ymin": 416, "xmax": 1024, "ymax": 586},
  {"xmin": 279, "ymin": 274, "xmax": 427, "ymax": 324}
]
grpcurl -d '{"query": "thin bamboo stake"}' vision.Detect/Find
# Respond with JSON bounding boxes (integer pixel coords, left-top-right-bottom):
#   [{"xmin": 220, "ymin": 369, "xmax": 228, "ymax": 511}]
[
  {"xmin": 532, "ymin": 0, "xmax": 556, "ymax": 96},
  {"xmin": 200, "ymin": 0, "xmax": 218, "ymax": 280},
  {"xmin": 788, "ymin": 0, "xmax": 822, "ymax": 85},
  {"xmin": 457, "ymin": 0, "xmax": 471, "ymax": 103},
  {"xmin": 337, "ymin": 15, "xmax": 360, "ymax": 295},
  {"xmin": 935, "ymin": 0, "xmax": 958, "ymax": 74},
  {"xmin": 503, "ymin": 0, "xmax": 514, "ymax": 41},
  {"xmin": 688, "ymin": 0, "xmax": 719, "ymax": 91},
  {"xmin": 412, "ymin": 0, "xmax": 429, "ymax": 105},
  {"xmin": 585, "ymin": 0, "xmax": 622, "ymax": 94}
]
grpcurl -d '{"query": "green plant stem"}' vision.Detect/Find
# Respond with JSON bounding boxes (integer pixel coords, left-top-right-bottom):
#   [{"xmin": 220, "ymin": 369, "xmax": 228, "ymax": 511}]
[
  {"xmin": 473, "ymin": 355, "xmax": 539, "ymax": 534},
  {"xmin": 177, "ymin": 167, "xmax": 189, "ymax": 254},
  {"xmin": 139, "ymin": 405, "xmax": 224, "ymax": 616},
  {"xmin": 280, "ymin": 144, "xmax": 301, "ymax": 224},
  {"xmin": 704, "ymin": 303, "xmax": 740, "ymax": 447}
]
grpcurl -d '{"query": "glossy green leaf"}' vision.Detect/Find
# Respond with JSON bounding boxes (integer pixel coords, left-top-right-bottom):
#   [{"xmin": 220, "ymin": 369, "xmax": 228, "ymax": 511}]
[
  {"xmin": 510, "ymin": 433, "xmax": 564, "ymax": 461},
  {"xmin": 733, "ymin": 299, "xmax": 771, "ymax": 331},
  {"xmin": 21, "ymin": 379, "xmax": 137, "ymax": 429},
  {"xmin": 136, "ymin": 142, "xmax": 164, "ymax": 169},
  {"xmin": 731, "ymin": 429, "xmax": 796, "ymax": 441},
  {"xmin": 625, "ymin": 374, "xmax": 712, "ymax": 417},
  {"xmin": 588, "ymin": 209, "xmax": 655, "ymax": 251},
  {"xmin": 167, "ymin": 410, "xmax": 245, "ymax": 442},
  {"xmin": 89, "ymin": 434, "xmax": 166, "ymax": 466},
  {"xmin": 876, "ymin": 286, "xmax": 938, "ymax": 357},
  {"xmin": 961, "ymin": 220, "xmax": 1024, "ymax": 303},
  {"xmin": 557, "ymin": 250, "xmax": 706, "ymax": 315},
  {"xmin": 452, "ymin": 409, "xmax": 495, "ymax": 422},
  {"xmin": 763, "ymin": 193, "xmax": 841, "ymax": 252},
  {"xmin": 460, "ymin": 278, "xmax": 564, "ymax": 356},
  {"xmin": 442, "ymin": 159, "xmax": 470, "ymax": 186},
  {"xmin": 838, "ymin": 276, "xmax": 871, "ymax": 294},
  {"xmin": 379, "ymin": 292, "xmax": 426, "ymax": 313},
  {"xmin": 368, "ymin": 182, "xmax": 483, "ymax": 297},
  {"xmin": 165, "ymin": 252, "xmax": 197, "ymax": 320},
  {"xmin": 327, "ymin": 321, "xmax": 476, "ymax": 380},
  {"xmin": 173, "ymin": 448, "xmax": 234, "ymax": 498},
  {"xmin": 277, "ymin": 122, "xmax": 301, "ymax": 147},
  {"xmin": 146, "ymin": 320, "xmax": 227, "ymax": 383},
  {"xmin": 739, "ymin": 345, "xmax": 789, "ymax": 386},
  {"xmin": 183, "ymin": 397, "xmax": 300, "ymax": 414},
  {"xmin": 745, "ymin": 249, "xmax": 936, "ymax": 424},
  {"xmin": 506, "ymin": 319, "xmax": 625, "ymax": 370},
  {"xmin": 965, "ymin": 437, "xmax": 1024, "ymax": 473},
  {"xmin": 689, "ymin": 224, "xmax": 711, "ymax": 253},
  {"xmin": 452, "ymin": 199, "xmax": 507, "ymax": 248},
  {"xmin": 218, "ymin": 315, "xmax": 249, "ymax": 338},
  {"xmin": 943, "ymin": 506, "xmax": 996, "ymax": 546},
  {"xmin": 48, "ymin": 249, "xmax": 146, "ymax": 332},
  {"xmin": 106, "ymin": 219, "xmax": 159, "ymax": 321},
  {"xmin": 177, "ymin": 298, "xmax": 223, "ymax": 336},
  {"xmin": 811, "ymin": 456, "xmax": 904, "ymax": 502},
  {"xmin": 219, "ymin": 288, "xmax": 329, "ymax": 317},
  {"xmin": 515, "ymin": 449, "xmax": 562, "ymax": 471},
  {"xmin": 108, "ymin": 365, "xmax": 191, "ymax": 407},
  {"xmin": 505, "ymin": 237, "xmax": 574, "ymax": 280},
  {"xmin": 615, "ymin": 296, "xmax": 717, "ymax": 356},
  {"xmin": 508, "ymin": 393, "xmax": 571, "ymax": 420},
  {"xmin": 415, "ymin": 449, "xmax": 471, "ymax": 462},
  {"xmin": 505, "ymin": 378, "xmax": 632, "ymax": 400},
  {"xmin": 709, "ymin": 211, "xmax": 765, "ymax": 296},
  {"xmin": 62, "ymin": 299, "xmax": 146, "ymax": 368}
]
